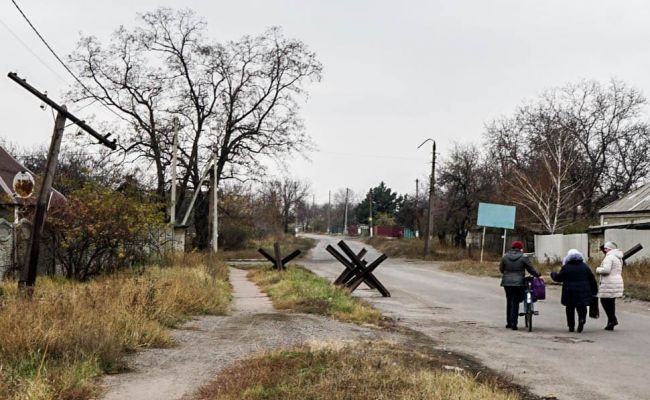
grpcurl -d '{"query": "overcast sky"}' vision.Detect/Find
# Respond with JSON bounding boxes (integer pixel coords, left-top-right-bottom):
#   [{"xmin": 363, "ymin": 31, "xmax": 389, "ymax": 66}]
[{"xmin": 1, "ymin": 0, "xmax": 649, "ymax": 203}]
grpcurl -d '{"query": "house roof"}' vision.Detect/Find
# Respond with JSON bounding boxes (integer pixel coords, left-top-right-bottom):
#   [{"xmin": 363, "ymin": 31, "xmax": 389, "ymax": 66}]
[
  {"xmin": 0, "ymin": 145, "xmax": 66, "ymax": 207},
  {"xmin": 599, "ymin": 183, "xmax": 650, "ymax": 214},
  {"xmin": 589, "ymin": 218, "xmax": 650, "ymax": 233}
]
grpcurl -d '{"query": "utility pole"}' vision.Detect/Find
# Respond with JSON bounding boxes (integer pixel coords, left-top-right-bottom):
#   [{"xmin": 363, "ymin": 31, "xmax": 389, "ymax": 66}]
[
  {"xmin": 170, "ymin": 118, "xmax": 178, "ymax": 226},
  {"xmin": 415, "ymin": 179, "xmax": 419, "ymax": 238},
  {"xmin": 212, "ymin": 146, "xmax": 218, "ymax": 253},
  {"xmin": 369, "ymin": 189, "xmax": 373, "ymax": 238},
  {"xmin": 8, "ymin": 73, "xmax": 116, "ymax": 293},
  {"xmin": 311, "ymin": 195, "xmax": 315, "ymax": 232},
  {"xmin": 343, "ymin": 188, "xmax": 349, "ymax": 235},
  {"xmin": 418, "ymin": 139, "xmax": 436, "ymax": 257},
  {"xmin": 19, "ymin": 109, "xmax": 66, "ymax": 294},
  {"xmin": 327, "ymin": 190, "xmax": 331, "ymax": 234}
]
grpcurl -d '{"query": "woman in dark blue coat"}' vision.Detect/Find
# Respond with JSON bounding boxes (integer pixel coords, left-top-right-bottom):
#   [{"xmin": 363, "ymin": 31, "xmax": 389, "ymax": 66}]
[{"xmin": 550, "ymin": 249, "xmax": 598, "ymax": 333}]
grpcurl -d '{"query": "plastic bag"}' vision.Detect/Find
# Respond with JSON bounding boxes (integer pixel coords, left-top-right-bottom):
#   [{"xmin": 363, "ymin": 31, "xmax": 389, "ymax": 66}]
[{"xmin": 531, "ymin": 277, "xmax": 546, "ymax": 300}]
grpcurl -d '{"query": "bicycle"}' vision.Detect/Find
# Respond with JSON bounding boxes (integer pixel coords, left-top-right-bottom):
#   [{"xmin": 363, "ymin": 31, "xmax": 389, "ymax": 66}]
[{"xmin": 519, "ymin": 276, "xmax": 540, "ymax": 332}]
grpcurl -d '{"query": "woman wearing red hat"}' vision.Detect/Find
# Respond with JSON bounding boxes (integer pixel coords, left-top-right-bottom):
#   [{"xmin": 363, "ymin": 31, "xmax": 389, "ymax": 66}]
[{"xmin": 500, "ymin": 240, "xmax": 541, "ymax": 330}]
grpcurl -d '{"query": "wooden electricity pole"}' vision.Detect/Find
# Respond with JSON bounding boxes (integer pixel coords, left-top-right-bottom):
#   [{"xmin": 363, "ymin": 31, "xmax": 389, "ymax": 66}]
[
  {"xmin": 418, "ymin": 139, "xmax": 436, "ymax": 257},
  {"xmin": 8, "ymin": 72, "xmax": 116, "ymax": 293},
  {"xmin": 19, "ymin": 109, "xmax": 66, "ymax": 293}
]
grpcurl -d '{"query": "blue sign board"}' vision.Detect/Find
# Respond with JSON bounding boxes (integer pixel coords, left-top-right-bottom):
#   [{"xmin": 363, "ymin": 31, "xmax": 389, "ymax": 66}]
[{"xmin": 477, "ymin": 202, "xmax": 516, "ymax": 229}]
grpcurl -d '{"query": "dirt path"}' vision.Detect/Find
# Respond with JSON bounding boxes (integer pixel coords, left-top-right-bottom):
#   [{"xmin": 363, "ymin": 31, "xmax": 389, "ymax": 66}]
[{"xmin": 101, "ymin": 268, "xmax": 394, "ymax": 400}]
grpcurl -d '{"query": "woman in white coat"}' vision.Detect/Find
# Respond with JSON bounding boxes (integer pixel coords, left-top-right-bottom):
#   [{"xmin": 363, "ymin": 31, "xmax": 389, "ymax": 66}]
[{"xmin": 596, "ymin": 241, "xmax": 624, "ymax": 331}]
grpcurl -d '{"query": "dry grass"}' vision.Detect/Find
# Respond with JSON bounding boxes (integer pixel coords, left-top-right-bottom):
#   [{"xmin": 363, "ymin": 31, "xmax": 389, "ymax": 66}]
[
  {"xmin": 442, "ymin": 257, "xmax": 650, "ymax": 301},
  {"xmin": 621, "ymin": 259, "xmax": 650, "ymax": 301},
  {"xmin": 219, "ymin": 235, "xmax": 316, "ymax": 260},
  {"xmin": 441, "ymin": 259, "xmax": 559, "ymax": 279},
  {"xmin": 364, "ymin": 237, "xmax": 502, "ymax": 262},
  {"xmin": 0, "ymin": 253, "xmax": 230, "ymax": 400},
  {"xmin": 248, "ymin": 266, "xmax": 384, "ymax": 326},
  {"xmin": 196, "ymin": 341, "xmax": 521, "ymax": 400}
]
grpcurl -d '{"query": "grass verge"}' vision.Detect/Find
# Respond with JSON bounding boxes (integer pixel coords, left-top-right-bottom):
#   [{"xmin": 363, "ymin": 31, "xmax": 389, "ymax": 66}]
[
  {"xmin": 620, "ymin": 260, "xmax": 650, "ymax": 301},
  {"xmin": 0, "ymin": 253, "xmax": 231, "ymax": 400},
  {"xmin": 219, "ymin": 235, "xmax": 316, "ymax": 260},
  {"xmin": 248, "ymin": 266, "xmax": 383, "ymax": 325},
  {"xmin": 196, "ymin": 341, "xmax": 521, "ymax": 400}
]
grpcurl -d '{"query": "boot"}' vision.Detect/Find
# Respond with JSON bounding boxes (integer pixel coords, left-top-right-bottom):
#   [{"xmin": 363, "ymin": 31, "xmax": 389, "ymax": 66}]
[{"xmin": 604, "ymin": 318, "xmax": 618, "ymax": 331}]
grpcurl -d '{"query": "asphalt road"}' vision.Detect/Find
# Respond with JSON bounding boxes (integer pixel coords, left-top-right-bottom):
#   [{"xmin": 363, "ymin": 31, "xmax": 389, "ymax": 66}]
[{"xmin": 301, "ymin": 234, "xmax": 650, "ymax": 400}]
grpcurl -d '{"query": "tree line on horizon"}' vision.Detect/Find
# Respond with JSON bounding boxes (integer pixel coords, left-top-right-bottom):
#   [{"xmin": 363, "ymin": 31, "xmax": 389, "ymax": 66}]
[{"xmin": 318, "ymin": 80, "xmax": 650, "ymax": 246}]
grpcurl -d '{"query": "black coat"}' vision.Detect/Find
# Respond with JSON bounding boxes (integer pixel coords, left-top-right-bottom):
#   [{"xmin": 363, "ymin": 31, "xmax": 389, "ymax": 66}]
[
  {"xmin": 500, "ymin": 250, "xmax": 540, "ymax": 287},
  {"xmin": 551, "ymin": 260, "xmax": 598, "ymax": 307}
]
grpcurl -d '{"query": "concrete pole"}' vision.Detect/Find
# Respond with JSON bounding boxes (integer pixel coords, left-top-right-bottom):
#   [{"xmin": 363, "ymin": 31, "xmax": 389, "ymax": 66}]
[
  {"xmin": 418, "ymin": 139, "xmax": 435, "ymax": 257},
  {"xmin": 212, "ymin": 148, "xmax": 218, "ymax": 253},
  {"xmin": 369, "ymin": 189, "xmax": 373, "ymax": 238},
  {"xmin": 415, "ymin": 178, "xmax": 419, "ymax": 238},
  {"xmin": 327, "ymin": 190, "xmax": 331, "ymax": 234},
  {"xmin": 170, "ymin": 118, "xmax": 178, "ymax": 226},
  {"xmin": 343, "ymin": 188, "xmax": 349, "ymax": 235}
]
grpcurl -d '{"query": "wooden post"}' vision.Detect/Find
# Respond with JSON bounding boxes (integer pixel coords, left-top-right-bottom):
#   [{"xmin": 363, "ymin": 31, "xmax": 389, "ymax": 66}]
[
  {"xmin": 19, "ymin": 108, "xmax": 66, "ymax": 294},
  {"xmin": 273, "ymin": 242, "xmax": 283, "ymax": 271}
]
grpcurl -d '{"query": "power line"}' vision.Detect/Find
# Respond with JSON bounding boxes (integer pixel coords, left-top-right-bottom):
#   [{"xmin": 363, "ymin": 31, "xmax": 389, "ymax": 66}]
[
  {"xmin": 0, "ymin": 16, "xmax": 68, "ymax": 85},
  {"xmin": 9, "ymin": 0, "xmax": 128, "ymax": 127}
]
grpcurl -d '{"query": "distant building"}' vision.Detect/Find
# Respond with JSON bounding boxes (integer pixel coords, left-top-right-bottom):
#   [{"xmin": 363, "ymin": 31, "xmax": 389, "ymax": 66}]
[
  {"xmin": 0, "ymin": 145, "xmax": 66, "ymax": 212},
  {"xmin": 597, "ymin": 183, "xmax": 650, "ymax": 227},
  {"xmin": 587, "ymin": 183, "xmax": 650, "ymax": 260}
]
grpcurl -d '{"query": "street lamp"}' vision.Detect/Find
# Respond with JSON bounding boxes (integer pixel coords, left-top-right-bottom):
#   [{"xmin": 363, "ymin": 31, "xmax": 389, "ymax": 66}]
[{"xmin": 418, "ymin": 139, "xmax": 436, "ymax": 257}]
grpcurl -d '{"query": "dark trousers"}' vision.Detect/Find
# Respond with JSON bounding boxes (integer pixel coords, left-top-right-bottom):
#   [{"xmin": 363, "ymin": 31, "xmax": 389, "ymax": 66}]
[
  {"xmin": 504, "ymin": 286, "xmax": 524, "ymax": 327},
  {"xmin": 565, "ymin": 305, "xmax": 587, "ymax": 329},
  {"xmin": 600, "ymin": 298, "xmax": 617, "ymax": 324}
]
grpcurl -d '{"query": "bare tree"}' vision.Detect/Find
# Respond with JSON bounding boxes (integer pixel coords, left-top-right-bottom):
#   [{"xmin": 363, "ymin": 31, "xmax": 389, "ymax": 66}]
[
  {"xmin": 549, "ymin": 79, "xmax": 650, "ymax": 213},
  {"xmin": 68, "ymin": 8, "xmax": 322, "ymax": 248},
  {"xmin": 438, "ymin": 144, "xmax": 495, "ymax": 246},
  {"xmin": 68, "ymin": 27, "xmax": 171, "ymax": 201},
  {"xmin": 486, "ymin": 79, "xmax": 650, "ymax": 228},
  {"xmin": 510, "ymin": 130, "xmax": 579, "ymax": 233},
  {"xmin": 261, "ymin": 177, "xmax": 311, "ymax": 234}
]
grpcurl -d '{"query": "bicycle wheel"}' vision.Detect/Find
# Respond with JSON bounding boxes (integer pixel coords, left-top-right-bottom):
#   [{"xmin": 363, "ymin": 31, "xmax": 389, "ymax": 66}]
[{"xmin": 526, "ymin": 311, "xmax": 533, "ymax": 332}]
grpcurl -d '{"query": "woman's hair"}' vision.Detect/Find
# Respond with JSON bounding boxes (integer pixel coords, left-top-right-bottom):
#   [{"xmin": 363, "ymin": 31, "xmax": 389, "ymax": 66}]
[{"xmin": 563, "ymin": 248, "xmax": 584, "ymax": 264}]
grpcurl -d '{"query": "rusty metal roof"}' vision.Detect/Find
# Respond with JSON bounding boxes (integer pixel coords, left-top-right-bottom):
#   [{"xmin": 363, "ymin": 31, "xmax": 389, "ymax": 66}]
[{"xmin": 600, "ymin": 183, "xmax": 650, "ymax": 214}]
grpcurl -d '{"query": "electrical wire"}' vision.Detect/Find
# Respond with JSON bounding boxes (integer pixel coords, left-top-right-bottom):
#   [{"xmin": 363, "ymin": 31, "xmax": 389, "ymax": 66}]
[
  {"xmin": 0, "ymin": 16, "xmax": 68, "ymax": 85},
  {"xmin": 9, "ymin": 0, "xmax": 128, "ymax": 127}
]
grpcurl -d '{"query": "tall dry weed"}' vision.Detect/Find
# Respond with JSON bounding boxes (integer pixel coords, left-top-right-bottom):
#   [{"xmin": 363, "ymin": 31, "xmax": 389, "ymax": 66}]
[{"xmin": 0, "ymin": 256, "xmax": 230, "ymax": 400}]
